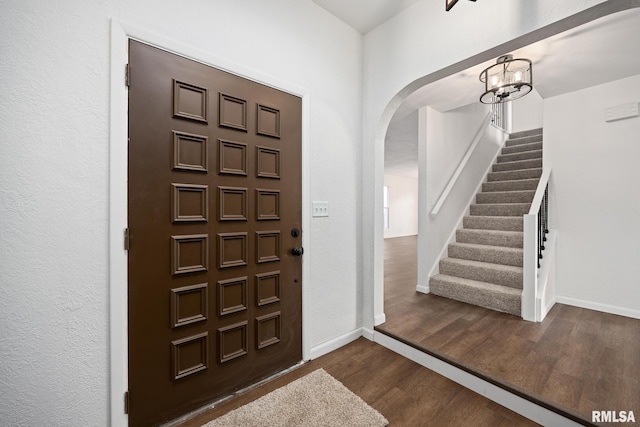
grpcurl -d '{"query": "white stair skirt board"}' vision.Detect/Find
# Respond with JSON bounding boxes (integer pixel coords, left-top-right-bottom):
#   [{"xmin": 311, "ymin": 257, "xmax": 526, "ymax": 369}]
[
  {"xmin": 416, "ymin": 283, "xmax": 430, "ymax": 294},
  {"xmin": 373, "ymin": 332, "xmax": 585, "ymax": 427}
]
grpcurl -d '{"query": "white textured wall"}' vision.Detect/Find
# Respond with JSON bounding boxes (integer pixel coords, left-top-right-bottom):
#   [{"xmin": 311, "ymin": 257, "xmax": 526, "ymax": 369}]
[
  {"xmin": 425, "ymin": 103, "xmax": 493, "ymax": 212},
  {"xmin": 0, "ymin": 0, "xmax": 362, "ymax": 425},
  {"xmin": 383, "ymin": 174, "xmax": 418, "ymax": 238},
  {"xmin": 544, "ymin": 74, "xmax": 640, "ymax": 318},
  {"xmin": 361, "ymin": 0, "xmax": 608, "ymax": 328},
  {"xmin": 512, "ymin": 88, "xmax": 544, "ymax": 133}
]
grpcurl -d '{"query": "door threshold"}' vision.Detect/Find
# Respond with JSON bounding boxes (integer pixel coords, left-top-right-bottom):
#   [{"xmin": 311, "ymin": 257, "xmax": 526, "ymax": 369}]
[{"xmin": 162, "ymin": 360, "xmax": 306, "ymax": 427}]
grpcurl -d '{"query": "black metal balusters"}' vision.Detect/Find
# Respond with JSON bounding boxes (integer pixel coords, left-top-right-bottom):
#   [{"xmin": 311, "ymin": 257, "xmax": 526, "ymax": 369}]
[{"xmin": 537, "ymin": 184, "xmax": 549, "ymax": 268}]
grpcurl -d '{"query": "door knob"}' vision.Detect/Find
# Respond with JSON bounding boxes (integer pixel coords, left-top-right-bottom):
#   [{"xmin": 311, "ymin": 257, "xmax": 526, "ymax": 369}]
[{"xmin": 291, "ymin": 247, "xmax": 304, "ymax": 257}]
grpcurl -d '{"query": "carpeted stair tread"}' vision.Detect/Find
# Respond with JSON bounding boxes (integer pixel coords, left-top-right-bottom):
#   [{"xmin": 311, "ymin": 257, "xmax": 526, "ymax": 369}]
[
  {"xmin": 505, "ymin": 134, "xmax": 543, "ymax": 147},
  {"xmin": 448, "ymin": 242, "xmax": 523, "ymax": 267},
  {"xmin": 501, "ymin": 141, "xmax": 543, "ymax": 155},
  {"xmin": 476, "ymin": 190, "xmax": 535, "ymax": 204},
  {"xmin": 428, "ymin": 128, "xmax": 542, "ymax": 317},
  {"xmin": 492, "ymin": 158, "xmax": 542, "ymax": 172},
  {"xmin": 440, "ymin": 257, "xmax": 523, "ymax": 288},
  {"xmin": 456, "ymin": 229, "xmax": 523, "ymax": 248},
  {"xmin": 497, "ymin": 149, "xmax": 542, "ymax": 163},
  {"xmin": 470, "ymin": 203, "xmax": 531, "ymax": 216},
  {"xmin": 429, "ymin": 274, "xmax": 522, "ymax": 316},
  {"xmin": 482, "ymin": 178, "xmax": 539, "ymax": 192},
  {"xmin": 487, "ymin": 168, "xmax": 542, "ymax": 182},
  {"xmin": 463, "ymin": 215, "xmax": 523, "ymax": 232},
  {"xmin": 509, "ymin": 128, "xmax": 542, "ymax": 139}
]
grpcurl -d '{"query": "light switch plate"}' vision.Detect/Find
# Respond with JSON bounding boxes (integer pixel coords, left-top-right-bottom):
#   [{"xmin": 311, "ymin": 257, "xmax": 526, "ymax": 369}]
[{"xmin": 312, "ymin": 201, "xmax": 329, "ymax": 217}]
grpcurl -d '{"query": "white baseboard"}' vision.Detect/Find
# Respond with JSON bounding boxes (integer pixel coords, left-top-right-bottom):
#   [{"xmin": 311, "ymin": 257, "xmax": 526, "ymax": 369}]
[
  {"xmin": 538, "ymin": 296, "xmax": 556, "ymax": 322},
  {"xmin": 362, "ymin": 327, "xmax": 375, "ymax": 341},
  {"xmin": 416, "ymin": 284, "xmax": 430, "ymax": 294},
  {"xmin": 309, "ymin": 328, "xmax": 363, "ymax": 360},
  {"xmin": 384, "ymin": 233, "xmax": 418, "ymax": 239},
  {"xmin": 374, "ymin": 313, "xmax": 386, "ymax": 326},
  {"xmin": 373, "ymin": 332, "xmax": 584, "ymax": 427},
  {"xmin": 556, "ymin": 296, "xmax": 640, "ymax": 320}
]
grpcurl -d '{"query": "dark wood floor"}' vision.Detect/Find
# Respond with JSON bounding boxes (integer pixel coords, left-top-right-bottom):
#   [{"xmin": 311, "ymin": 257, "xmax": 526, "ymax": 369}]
[
  {"xmin": 179, "ymin": 338, "xmax": 537, "ymax": 427},
  {"xmin": 378, "ymin": 235, "xmax": 640, "ymax": 426}
]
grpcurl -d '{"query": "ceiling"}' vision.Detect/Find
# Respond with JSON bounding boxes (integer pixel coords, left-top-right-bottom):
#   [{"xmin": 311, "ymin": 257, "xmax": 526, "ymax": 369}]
[
  {"xmin": 383, "ymin": 7, "xmax": 640, "ymax": 178},
  {"xmin": 312, "ymin": 0, "xmax": 420, "ymax": 34},
  {"xmin": 310, "ymin": 2, "xmax": 640, "ymax": 178}
]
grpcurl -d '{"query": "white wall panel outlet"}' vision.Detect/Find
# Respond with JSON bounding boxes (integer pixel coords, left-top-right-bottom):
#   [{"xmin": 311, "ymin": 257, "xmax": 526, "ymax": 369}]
[{"xmin": 312, "ymin": 201, "xmax": 329, "ymax": 217}]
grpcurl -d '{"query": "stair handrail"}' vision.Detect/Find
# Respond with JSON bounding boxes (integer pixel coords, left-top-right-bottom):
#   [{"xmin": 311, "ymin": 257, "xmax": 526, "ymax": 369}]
[
  {"xmin": 430, "ymin": 111, "xmax": 494, "ymax": 216},
  {"xmin": 522, "ymin": 167, "xmax": 551, "ymax": 322},
  {"xmin": 527, "ymin": 168, "xmax": 551, "ymax": 217}
]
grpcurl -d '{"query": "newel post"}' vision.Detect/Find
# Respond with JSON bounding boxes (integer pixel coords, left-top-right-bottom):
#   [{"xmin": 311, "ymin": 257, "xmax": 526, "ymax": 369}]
[{"xmin": 522, "ymin": 213, "xmax": 538, "ymax": 321}]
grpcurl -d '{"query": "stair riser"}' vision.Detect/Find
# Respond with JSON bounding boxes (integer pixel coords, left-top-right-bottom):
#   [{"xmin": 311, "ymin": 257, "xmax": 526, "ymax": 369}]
[
  {"xmin": 482, "ymin": 179, "xmax": 539, "ymax": 192},
  {"xmin": 470, "ymin": 204, "xmax": 530, "ymax": 216},
  {"xmin": 506, "ymin": 135, "xmax": 542, "ymax": 147},
  {"xmin": 502, "ymin": 141, "xmax": 543, "ymax": 155},
  {"xmin": 429, "ymin": 277, "xmax": 521, "ymax": 316},
  {"xmin": 493, "ymin": 158, "xmax": 542, "ymax": 172},
  {"xmin": 448, "ymin": 244, "xmax": 523, "ymax": 267},
  {"xmin": 457, "ymin": 230, "xmax": 523, "ymax": 248},
  {"xmin": 497, "ymin": 149, "xmax": 542, "ymax": 163},
  {"xmin": 463, "ymin": 216, "xmax": 523, "ymax": 232},
  {"xmin": 476, "ymin": 191, "xmax": 534, "ymax": 204},
  {"xmin": 440, "ymin": 260, "xmax": 522, "ymax": 289},
  {"xmin": 487, "ymin": 168, "xmax": 542, "ymax": 182}
]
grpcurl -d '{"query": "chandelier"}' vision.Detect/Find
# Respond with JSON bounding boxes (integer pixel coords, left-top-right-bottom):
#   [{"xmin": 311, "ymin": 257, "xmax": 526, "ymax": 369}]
[{"xmin": 479, "ymin": 55, "xmax": 533, "ymax": 104}]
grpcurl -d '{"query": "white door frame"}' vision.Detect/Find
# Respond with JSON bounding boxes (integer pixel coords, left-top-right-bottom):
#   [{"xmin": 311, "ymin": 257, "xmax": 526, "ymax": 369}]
[{"xmin": 108, "ymin": 19, "xmax": 311, "ymax": 426}]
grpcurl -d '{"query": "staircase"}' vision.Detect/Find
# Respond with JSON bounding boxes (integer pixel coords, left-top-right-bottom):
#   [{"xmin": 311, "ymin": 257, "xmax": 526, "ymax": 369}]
[{"xmin": 429, "ymin": 128, "xmax": 543, "ymax": 317}]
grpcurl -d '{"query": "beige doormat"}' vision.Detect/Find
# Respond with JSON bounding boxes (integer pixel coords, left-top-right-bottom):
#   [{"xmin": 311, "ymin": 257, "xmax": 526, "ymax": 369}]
[{"xmin": 203, "ymin": 368, "xmax": 389, "ymax": 427}]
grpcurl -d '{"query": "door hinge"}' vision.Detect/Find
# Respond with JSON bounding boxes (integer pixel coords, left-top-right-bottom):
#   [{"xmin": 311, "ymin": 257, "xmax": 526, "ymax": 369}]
[
  {"xmin": 125, "ymin": 64, "xmax": 130, "ymax": 88},
  {"xmin": 124, "ymin": 228, "xmax": 130, "ymax": 251},
  {"xmin": 124, "ymin": 391, "xmax": 130, "ymax": 414}
]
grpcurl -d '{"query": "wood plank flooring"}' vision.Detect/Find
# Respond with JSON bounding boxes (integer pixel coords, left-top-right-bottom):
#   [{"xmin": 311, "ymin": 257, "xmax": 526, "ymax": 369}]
[
  {"xmin": 178, "ymin": 338, "xmax": 537, "ymax": 427},
  {"xmin": 377, "ymin": 235, "xmax": 640, "ymax": 426}
]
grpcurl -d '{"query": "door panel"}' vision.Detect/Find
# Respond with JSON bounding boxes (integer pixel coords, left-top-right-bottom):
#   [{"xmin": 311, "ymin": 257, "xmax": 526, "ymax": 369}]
[{"xmin": 128, "ymin": 40, "xmax": 302, "ymax": 426}]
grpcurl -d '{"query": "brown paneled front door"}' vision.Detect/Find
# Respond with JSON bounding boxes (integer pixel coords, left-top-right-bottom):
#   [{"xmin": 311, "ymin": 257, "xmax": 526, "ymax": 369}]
[{"xmin": 127, "ymin": 40, "xmax": 302, "ymax": 426}]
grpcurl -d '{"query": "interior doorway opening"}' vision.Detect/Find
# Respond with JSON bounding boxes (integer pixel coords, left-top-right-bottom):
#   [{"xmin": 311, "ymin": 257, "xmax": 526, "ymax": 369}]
[{"xmin": 383, "ymin": 107, "xmax": 419, "ymax": 313}]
